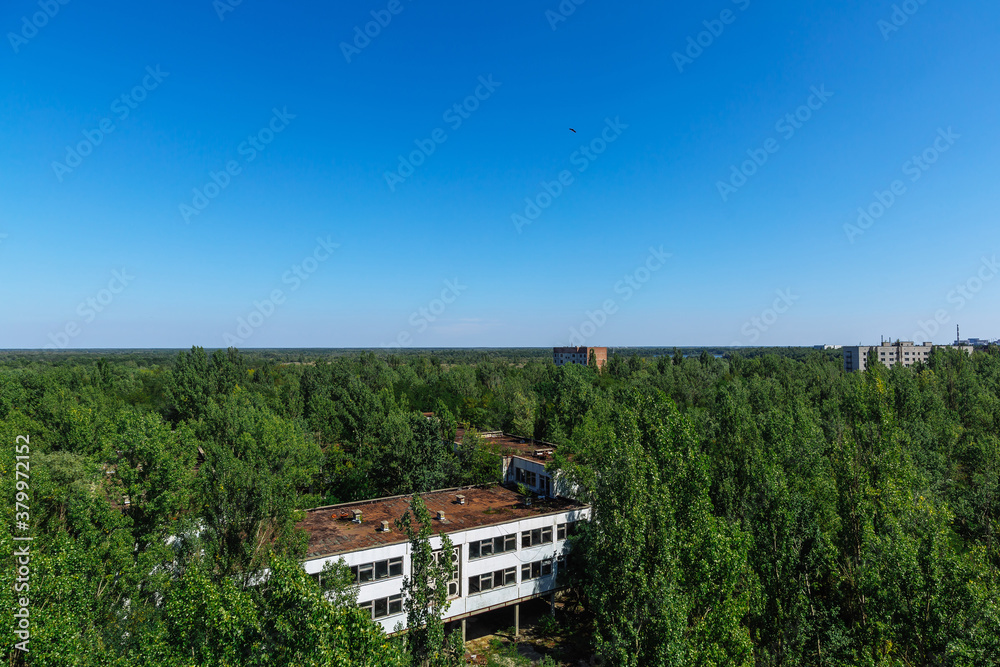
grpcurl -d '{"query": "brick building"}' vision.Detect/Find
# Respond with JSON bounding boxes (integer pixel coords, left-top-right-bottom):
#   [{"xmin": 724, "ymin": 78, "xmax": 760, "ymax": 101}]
[{"xmin": 553, "ymin": 346, "xmax": 607, "ymax": 369}]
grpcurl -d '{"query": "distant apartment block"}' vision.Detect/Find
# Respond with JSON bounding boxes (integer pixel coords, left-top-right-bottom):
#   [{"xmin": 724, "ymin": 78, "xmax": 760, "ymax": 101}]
[
  {"xmin": 843, "ymin": 340, "xmax": 973, "ymax": 372},
  {"xmin": 813, "ymin": 345, "xmax": 842, "ymax": 350},
  {"xmin": 553, "ymin": 346, "xmax": 607, "ymax": 369}
]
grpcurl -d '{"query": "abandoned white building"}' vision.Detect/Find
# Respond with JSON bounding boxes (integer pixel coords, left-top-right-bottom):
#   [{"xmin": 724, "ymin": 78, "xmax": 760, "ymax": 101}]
[{"xmin": 298, "ymin": 485, "xmax": 590, "ymax": 638}]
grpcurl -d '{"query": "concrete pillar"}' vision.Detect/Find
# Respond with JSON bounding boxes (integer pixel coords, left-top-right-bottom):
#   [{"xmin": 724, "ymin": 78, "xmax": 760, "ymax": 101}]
[
  {"xmin": 514, "ymin": 603, "xmax": 520, "ymax": 637},
  {"xmin": 461, "ymin": 618, "xmax": 466, "ymax": 644},
  {"xmin": 550, "ymin": 591, "xmax": 556, "ymax": 615}
]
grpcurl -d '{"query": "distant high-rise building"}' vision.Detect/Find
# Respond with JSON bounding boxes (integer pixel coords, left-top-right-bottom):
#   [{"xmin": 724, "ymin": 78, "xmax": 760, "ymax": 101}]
[
  {"xmin": 843, "ymin": 340, "xmax": 972, "ymax": 372},
  {"xmin": 553, "ymin": 346, "xmax": 607, "ymax": 369}
]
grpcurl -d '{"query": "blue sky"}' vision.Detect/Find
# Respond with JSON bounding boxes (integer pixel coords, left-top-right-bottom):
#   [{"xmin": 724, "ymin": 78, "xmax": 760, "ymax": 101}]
[{"xmin": 1, "ymin": 0, "xmax": 998, "ymax": 349}]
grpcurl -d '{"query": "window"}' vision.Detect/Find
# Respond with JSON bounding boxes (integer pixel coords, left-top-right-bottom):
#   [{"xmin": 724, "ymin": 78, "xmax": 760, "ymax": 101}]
[
  {"xmin": 433, "ymin": 547, "xmax": 461, "ymax": 599},
  {"xmin": 520, "ymin": 558, "xmax": 553, "ymax": 581},
  {"xmin": 349, "ymin": 557, "xmax": 403, "ymax": 585},
  {"xmin": 469, "ymin": 534, "xmax": 517, "ymax": 560},
  {"xmin": 557, "ymin": 521, "xmax": 579, "ymax": 541},
  {"xmin": 515, "ymin": 468, "xmax": 538, "ymax": 487},
  {"xmin": 359, "ymin": 593, "xmax": 403, "ymax": 620},
  {"xmin": 468, "ymin": 567, "xmax": 516, "ymax": 594},
  {"xmin": 522, "ymin": 526, "xmax": 553, "ymax": 548}
]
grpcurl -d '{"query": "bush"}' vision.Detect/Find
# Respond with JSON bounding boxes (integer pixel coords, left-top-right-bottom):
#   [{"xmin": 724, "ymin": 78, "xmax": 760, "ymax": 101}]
[{"xmin": 537, "ymin": 613, "xmax": 560, "ymax": 637}]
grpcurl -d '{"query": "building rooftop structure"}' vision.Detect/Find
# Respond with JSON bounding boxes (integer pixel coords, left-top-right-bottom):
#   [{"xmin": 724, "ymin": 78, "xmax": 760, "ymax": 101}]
[
  {"xmin": 299, "ymin": 485, "xmax": 584, "ymax": 561},
  {"xmin": 454, "ymin": 428, "xmax": 558, "ymax": 465},
  {"xmin": 454, "ymin": 428, "xmax": 576, "ymax": 500}
]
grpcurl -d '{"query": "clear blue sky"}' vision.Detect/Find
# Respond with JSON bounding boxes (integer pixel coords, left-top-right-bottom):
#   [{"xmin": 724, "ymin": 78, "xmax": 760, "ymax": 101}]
[{"xmin": 2, "ymin": 0, "xmax": 998, "ymax": 349}]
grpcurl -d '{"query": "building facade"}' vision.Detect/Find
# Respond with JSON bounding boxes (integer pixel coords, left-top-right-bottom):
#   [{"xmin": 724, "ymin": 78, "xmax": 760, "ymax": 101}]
[
  {"xmin": 843, "ymin": 341, "xmax": 973, "ymax": 372},
  {"xmin": 455, "ymin": 429, "xmax": 576, "ymax": 500},
  {"xmin": 299, "ymin": 486, "xmax": 589, "ymax": 636},
  {"xmin": 553, "ymin": 346, "xmax": 607, "ymax": 369}
]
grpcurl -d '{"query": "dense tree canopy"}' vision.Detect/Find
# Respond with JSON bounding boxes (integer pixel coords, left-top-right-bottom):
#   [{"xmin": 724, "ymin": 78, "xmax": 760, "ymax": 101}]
[{"xmin": 2, "ymin": 345, "xmax": 998, "ymax": 665}]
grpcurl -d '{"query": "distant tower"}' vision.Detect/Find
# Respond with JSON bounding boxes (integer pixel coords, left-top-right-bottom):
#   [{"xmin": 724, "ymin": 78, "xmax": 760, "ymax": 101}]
[{"xmin": 957, "ymin": 324, "xmax": 961, "ymax": 345}]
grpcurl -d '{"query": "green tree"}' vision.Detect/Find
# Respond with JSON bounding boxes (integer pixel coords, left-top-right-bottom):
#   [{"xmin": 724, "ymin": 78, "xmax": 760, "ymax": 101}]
[
  {"xmin": 198, "ymin": 393, "xmax": 322, "ymax": 582},
  {"xmin": 570, "ymin": 394, "xmax": 757, "ymax": 667},
  {"xmin": 396, "ymin": 495, "xmax": 463, "ymax": 667}
]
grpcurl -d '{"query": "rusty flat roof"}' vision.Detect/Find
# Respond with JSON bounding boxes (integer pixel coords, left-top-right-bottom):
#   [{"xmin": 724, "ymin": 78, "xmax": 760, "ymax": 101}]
[
  {"xmin": 455, "ymin": 428, "xmax": 560, "ymax": 464},
  {"xmin": 299, "ymin": 485, "xmax": 584, "ymax": 561}
]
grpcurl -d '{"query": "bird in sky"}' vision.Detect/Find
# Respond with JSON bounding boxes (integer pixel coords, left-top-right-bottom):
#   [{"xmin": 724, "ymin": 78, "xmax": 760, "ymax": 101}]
[{"xmin": 569, "ymin": 128, "xmax": 576, "ymax": 132}]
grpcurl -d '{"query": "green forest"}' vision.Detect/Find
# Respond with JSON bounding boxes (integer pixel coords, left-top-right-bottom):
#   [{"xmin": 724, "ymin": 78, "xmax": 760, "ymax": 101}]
[{"xmin": 2, "ymin": 347, "xmax": 998, "ymax": 666}]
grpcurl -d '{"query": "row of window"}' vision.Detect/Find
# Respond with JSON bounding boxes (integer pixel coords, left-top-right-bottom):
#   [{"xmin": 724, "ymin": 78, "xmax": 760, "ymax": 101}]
[
  {"xmin": 521, "ymin": 558, "xmax": 553, "ymax": 581},
  {"xmin": 522, "ymin": 526, "xmax": 553, "ymax": 547},
  {"xmin": 469, "ymin": 555, "xmax": 567, "ymax": 594},
  {"xmin": 345, "ymin": 523, "xmax": 580, "ymax": 587},
  {"xmin": 359, "ymin": 593, "xmax": 403, "ymax": 620},
  {"xmin": 514, "ymin": 467, "xmax": 554, "ymax": 496},
  {"xmin": 515, "ymin": 467, "xmax": 538, "ymax": 487},
  {"xmin": 362, "ymin": 555, "xmax": 569, "ymax": 617},
  {"xmin": 468, "ymin": 567, "xmax": 517, "ymax": 593},
  {"xmin": 469, "ymin": 534, "xmax": 517, "ymax": 560},
  {"xmin": 470, "ymin": 523, "xmax": 580, "ymax": 561},
  {"xmin": 349, "ymin": 556, "xmax": 404, "ymax": 584}
]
